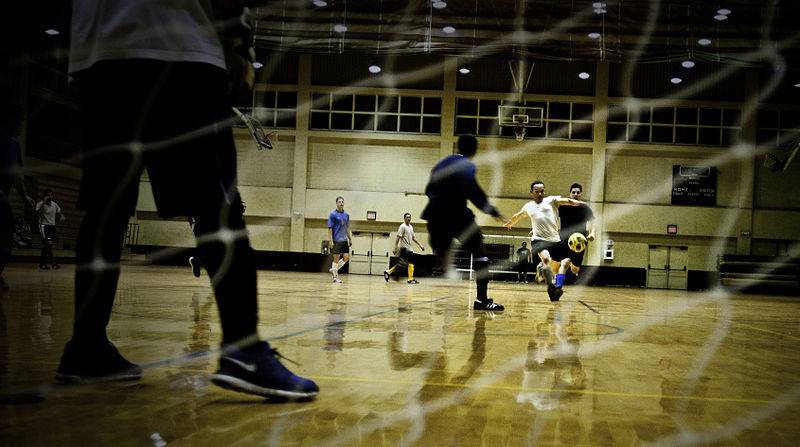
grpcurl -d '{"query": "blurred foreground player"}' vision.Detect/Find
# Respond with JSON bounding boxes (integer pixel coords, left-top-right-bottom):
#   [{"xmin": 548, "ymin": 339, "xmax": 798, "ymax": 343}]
[{"xmin": 56, "ymin": 0, "xmax": 318, "ymax": 400}]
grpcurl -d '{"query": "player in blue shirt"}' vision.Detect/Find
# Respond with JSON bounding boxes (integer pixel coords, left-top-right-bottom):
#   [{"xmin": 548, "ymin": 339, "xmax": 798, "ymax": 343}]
[{"xmin": 327, "ymin": 196, "xmax": 353, "ymax": 283}]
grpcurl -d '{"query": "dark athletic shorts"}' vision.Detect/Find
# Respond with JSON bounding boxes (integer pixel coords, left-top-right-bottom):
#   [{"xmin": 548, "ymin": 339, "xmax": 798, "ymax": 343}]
[
  {"xmin": 75, "ymin": 60, "xmax": 236, "ymax": 218},
  {"xmin": 331, "ymin": 240, "xmax": 349, "ymax": 255},
  {"xmin": 530, "ymin": 238, "xmax": 571, "ymax": 263}
]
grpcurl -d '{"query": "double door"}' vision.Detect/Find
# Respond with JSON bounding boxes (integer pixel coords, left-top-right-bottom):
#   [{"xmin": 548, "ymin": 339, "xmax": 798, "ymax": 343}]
[
  {"xmin": 646, "ymin": 245, "xmax": 688, "ymax": 290},
  {"xmin": 349, "ymin": 232, "xmax": 391, "ymax": 275}
]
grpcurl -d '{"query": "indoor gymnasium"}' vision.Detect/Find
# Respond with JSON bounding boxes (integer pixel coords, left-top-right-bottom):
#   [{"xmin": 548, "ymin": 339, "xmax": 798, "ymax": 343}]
[{"xmin": 1, "ymin": 1, "xmax": 799, "ymax": 445}]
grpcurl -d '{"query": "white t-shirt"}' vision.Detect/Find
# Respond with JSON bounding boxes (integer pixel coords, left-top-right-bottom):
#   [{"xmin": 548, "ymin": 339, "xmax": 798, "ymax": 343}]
[
  {"xmin": 37, "ymin": 201, "xmax": 61, "ymax": 226},
  {"xmin": 521, "ymin": 196, "xmax": 561, "ymax": 242},
  {"xmin": 69, "ymin": 0, "xmax": 227, "ymax": 74},
  {"xmin": 397, "ymin": 222, "xmax": 415, "ymax": 252}
]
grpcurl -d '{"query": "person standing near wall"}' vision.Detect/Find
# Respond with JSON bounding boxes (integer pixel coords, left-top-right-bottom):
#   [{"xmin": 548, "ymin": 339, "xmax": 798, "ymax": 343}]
[
  {"xmin": 0, "ymin": 103, "xmax": 35, "ymax": 289},
  {"xmin": 384, "ymin": 212, "xmax": 425, "ymax": 284},
  {"xmin": 422, "ymin": 134, "xmax": 506, "ymax": 311},
  {"xmin": 327, "ymin": 196, "xmax": 352, "ymax": 283},
  {"xmin": 516, "ymin": 241, "xmax": 531, "ymax": 283},
  {"xmin": 36, "ymin": 188, "xmax": 65, "ymax": 270}
]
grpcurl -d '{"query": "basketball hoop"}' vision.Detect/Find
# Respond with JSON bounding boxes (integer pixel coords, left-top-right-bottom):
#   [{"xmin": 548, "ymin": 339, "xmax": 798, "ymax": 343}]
[{"xmin": 514, "ymin": 125, "xmax": 526, "ymax": 142}]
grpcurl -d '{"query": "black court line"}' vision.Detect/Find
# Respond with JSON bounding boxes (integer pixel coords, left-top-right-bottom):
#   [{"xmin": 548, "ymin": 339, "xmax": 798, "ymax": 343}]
[{"xmin": 578, "ymin": 300, "xmax": 599, "ymax": 314}]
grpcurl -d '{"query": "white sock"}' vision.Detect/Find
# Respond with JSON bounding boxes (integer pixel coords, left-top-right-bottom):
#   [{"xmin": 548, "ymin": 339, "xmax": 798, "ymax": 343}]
[
  {"xmin": 331, "ymin": 261, "xmax": 338, "ymax": 275},
  {"xmin": 336, "ymin": 259, "xmax": 346, "ymax": 270}
]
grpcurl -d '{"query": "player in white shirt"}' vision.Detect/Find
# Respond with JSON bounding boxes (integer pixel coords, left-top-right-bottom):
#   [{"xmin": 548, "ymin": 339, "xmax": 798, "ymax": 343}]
[
  {"xmin": 504, "ymin": 180, "xmax": 584, "ymax": 301},
  {"xmin": 36, "ymin": 189, "xmax": 65, "ymax": 270},
  {"xmin": 384, "ymin": 213, "xmax": 425, "ymax": 284}
]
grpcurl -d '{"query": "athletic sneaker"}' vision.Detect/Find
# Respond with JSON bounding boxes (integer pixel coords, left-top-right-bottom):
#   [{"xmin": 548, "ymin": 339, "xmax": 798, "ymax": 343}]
[
  {"xmin": 333, "ymin": 277, "xmax": 342, "ymax": 283},
  {"xmin": 383, "ymin": 270, "xmax": 390, "ymax": 282},
  {"xmin": 55, "ymin": 340, "xmax": 143, "ymax": 383},
  {"xmin": 189, "ymin": 256, "xmax": 201, "ymax": 278},
  {"xmin": 52, "ymin": 263, "xmax": 60, "ymax": 270},
  {"xmin": 473, "ymin": 298, "xmax": 504, "ymax": 311},
  {"xmin": 547, "ymin": 284, "xmax": 563, "ymax": 302},
  {"xmin": 39, "ymin": 263, "xmax": 50, "ymax": 270},
  {"xmin": 407, "ymin": 279, "xmax": 419, "ymax": 284},
  {"xmin": 210, "ymin": 341, "xmax": 319, "ymax": 400}
]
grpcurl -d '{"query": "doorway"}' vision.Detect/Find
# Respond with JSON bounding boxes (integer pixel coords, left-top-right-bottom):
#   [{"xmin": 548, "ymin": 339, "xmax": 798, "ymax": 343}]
[
  {"xmin": 349, "ymin": 231, "xmax": 391, "ymax": 275},
  {"xmin": 646, "ymin": 245, "xmax": 688, "ymax": 290}
]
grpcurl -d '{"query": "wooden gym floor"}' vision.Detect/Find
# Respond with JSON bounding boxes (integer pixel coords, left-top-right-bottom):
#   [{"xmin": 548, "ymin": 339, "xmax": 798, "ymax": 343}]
[{"xmin": 1, "ymin": 263, "xmax": 799, "ymax": 446}]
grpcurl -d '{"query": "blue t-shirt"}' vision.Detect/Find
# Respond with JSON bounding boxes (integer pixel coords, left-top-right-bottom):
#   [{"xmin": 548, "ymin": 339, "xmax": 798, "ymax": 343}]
[{"xmin": 327, "ymin": 209, "xmax": 350, "ymax": 242}]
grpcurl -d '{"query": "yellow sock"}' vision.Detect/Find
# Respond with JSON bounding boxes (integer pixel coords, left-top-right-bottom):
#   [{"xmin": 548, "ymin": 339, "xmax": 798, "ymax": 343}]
[
  {"xmin": 408, "ymin": 263, "xmax": 415, "ymax": 280},
  {"xmin": 387, "ymin": 266, "xmax": 396, "ymax": 274}
]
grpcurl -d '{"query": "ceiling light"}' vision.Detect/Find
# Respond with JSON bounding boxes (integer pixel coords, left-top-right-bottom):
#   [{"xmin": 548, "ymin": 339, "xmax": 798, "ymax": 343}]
[
  {"xmin": 442, "ymin": 26, "xmax": 456, "ymax": 34},
  {"xmin": 681, "ymin": 60, "xmax": 695, "ymax": 68},
  {"xmin": 312, "ymin": 0, "xmax": 327, "ymax": 7},
  {"xmin": 698, "ymin": 38, "xmax": 712, "ymax": 46},
  {"xmin": 794, "ymin": 83, "xmax": 800, "ymax": 88},
  {"xmin": 44, "ymin": 29, "xmax": 59, "ymax": 36},
  {"xmin": 432, "ymin": 1, "xmax": 447, "ymax": 8},
  {"xmin": 252, "ymin": 62, "xmax": 263, "ymax": 69},
  {"xmin": 333, "ymin": 24, "xmax": 347, "ymax": 33},
  {"xmin": 670, "ymin": 77, "xmax": 683, "ymax": 84},
  {"xmin": 714, "ymin": 14, "xmax": 728, "ymax": 21},
  {"xmin": 459, "ymin": 67, "xmax": 471, "ymax": 74},
  {"xmin": 717, "ymin": 8, "xmax": 731, "ymax": 15},
  {"xmin": 578, "ymin": 72, "xmax": 591, "ymax": 80},
  {"xmin": 591, "ymin": 2, "xmax": 607, "ymax": 8},
  {"xmin": 588, "ymin": 32, "xmax": 601, "ymax": 39},
  {"xmin": 368, "ymin": 64, "xmax": 382, "ymax": 74},
  {"xmin": 594, "ymin": 8, "xmax": 607, "ymax": 14}
]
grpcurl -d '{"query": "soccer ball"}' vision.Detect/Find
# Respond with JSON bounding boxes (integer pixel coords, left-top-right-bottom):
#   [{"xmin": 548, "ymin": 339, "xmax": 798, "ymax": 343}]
[{"xmin": 567, "ymin": 232, "xmax": 588, "ymax": 253}]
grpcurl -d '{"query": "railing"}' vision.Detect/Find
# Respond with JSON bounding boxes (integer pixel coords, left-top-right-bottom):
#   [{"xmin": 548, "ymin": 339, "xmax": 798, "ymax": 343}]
[{"xmin": 124, "ymin": 223, "xmax": 140, "ymax": 248}]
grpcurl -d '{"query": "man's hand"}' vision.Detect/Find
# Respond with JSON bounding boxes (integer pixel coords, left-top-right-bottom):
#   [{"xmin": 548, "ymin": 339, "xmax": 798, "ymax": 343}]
[
  {"xmin": 216, "ymin": 6, "xmax": 255, "ymax": 99},
  {"xmin": 24, "ymin": 195, "xmax": 34, "ymax": 208}
]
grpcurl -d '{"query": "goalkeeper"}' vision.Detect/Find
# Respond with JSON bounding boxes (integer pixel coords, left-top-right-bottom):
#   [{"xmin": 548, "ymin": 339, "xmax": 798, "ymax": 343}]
[{"xmin": 58, "ymin": 0, "xmax": 318, "ymax": 399}]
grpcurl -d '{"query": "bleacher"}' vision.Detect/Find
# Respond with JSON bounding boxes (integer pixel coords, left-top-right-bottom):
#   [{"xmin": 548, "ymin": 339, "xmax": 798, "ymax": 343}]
[{"xmin": 719, "ymin": 255, "xmax": 800, "ymax": 296}]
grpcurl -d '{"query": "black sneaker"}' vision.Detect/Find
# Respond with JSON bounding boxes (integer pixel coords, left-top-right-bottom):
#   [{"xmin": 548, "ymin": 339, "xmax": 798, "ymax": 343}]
[
  {"xmin": 407, "ymin": 279, "xmax": 419, "ymax": 284},
  {"xmin": 52, "ymin": 263, "xmax": 60, "ymax": 270},
  {"xmin": 383, "ymin": 270, "xmax": 390, "ymax": 282},
  {"xmin": 189, "ymin": 256, "xmax": 202, "ymax": 278},
  {"xmin": 55, "ymin": 340, "xmax": 143, "ymax": 383},
  {"xmin": 473, "ymin": 298, "xmax": 505, "ymax": 311},
  {"xmin": 547, "ymin": 285, "xmax": 563, "ymax": 302},
  {"xmin": 210, "ymin": 341, "xmax": 319, "ymax": 400},
  {"xmin": 39, "ymin": 263, "xmax": 50, "ymax": 270}
]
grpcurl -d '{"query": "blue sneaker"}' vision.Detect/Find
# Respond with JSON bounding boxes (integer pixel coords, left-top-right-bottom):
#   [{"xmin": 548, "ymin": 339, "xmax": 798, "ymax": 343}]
[{"xmin": 210, "ymin": 341, "xmax": 319, "ymax": 400}]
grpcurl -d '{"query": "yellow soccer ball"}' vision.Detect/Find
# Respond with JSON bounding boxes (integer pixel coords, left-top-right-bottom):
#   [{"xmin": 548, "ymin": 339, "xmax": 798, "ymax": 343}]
[{"xmin": 568, "ymin": 232, "xmax": 588, "ymax": 253}]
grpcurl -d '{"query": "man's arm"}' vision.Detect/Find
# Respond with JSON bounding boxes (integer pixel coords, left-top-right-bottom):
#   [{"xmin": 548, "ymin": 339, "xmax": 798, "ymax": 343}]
[
  {"xmin": 327, "ymin": 227, "xmax": 334, "ymax": 246},
  {"xmin": 503, "ymin": 209, "xmax": 527, "ymax": 229},
  {"xmin": 412, "ymin": 234, "xmax": 425, "ymax": 251},
  {"xmin": 585, "ymin": 218, "xmax": 596, "ymax": 241},
  {"xmin": 13, "ymin": 174, "xmax": 34, "ymax": 208},
  {"xmin": 554, "ymin": 196, "xmax": 584, "ymax": 207}
]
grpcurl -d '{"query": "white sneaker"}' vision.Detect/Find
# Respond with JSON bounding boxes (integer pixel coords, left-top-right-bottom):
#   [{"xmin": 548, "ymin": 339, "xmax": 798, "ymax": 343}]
[{"xmin": 334, "ymin": 277, "xmax": 342, "ymax": 283}]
